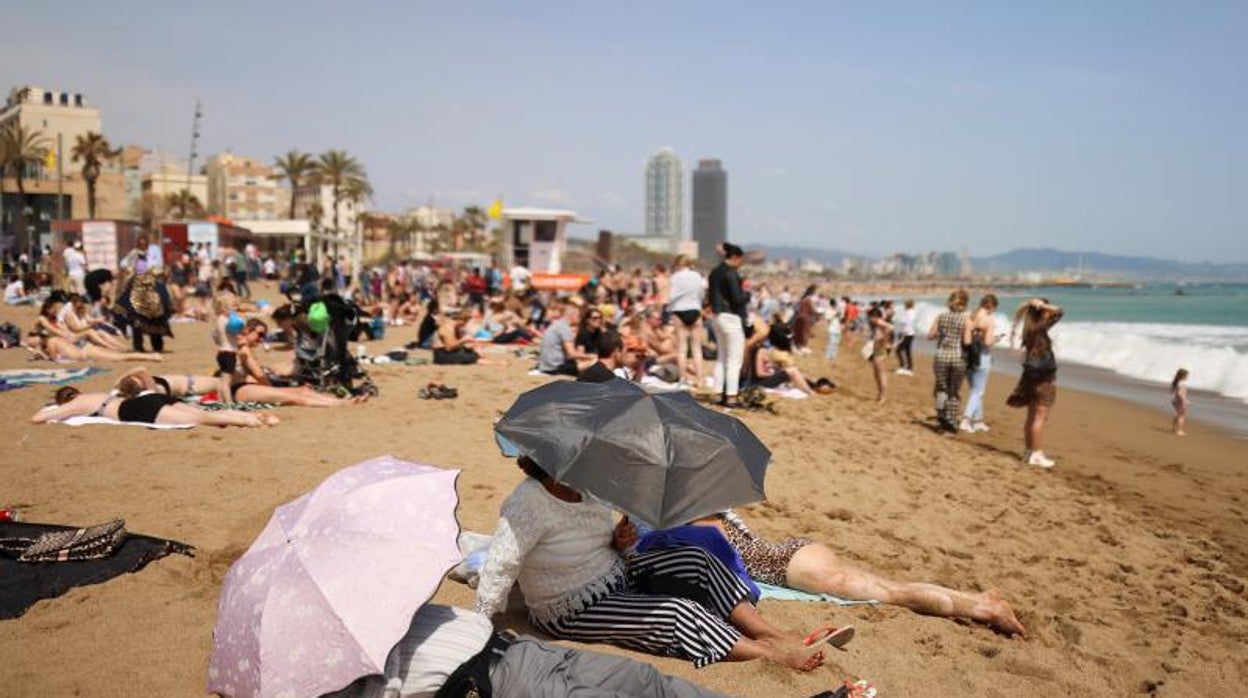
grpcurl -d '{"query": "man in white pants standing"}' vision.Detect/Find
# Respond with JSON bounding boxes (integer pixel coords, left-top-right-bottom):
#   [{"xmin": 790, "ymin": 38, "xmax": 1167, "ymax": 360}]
[
  {"xmin": 707, "ymin": 243, "xmax": 749, "ymax": 407},
  {"xmin": 63, "ymin": 240, "xmax": 88, "ymax": 294}
]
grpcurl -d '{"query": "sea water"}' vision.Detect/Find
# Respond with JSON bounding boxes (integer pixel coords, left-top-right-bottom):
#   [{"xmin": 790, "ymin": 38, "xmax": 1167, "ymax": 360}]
[{"xmin": 910, "ymin": 283, "xmax": 1248, "ymax": 405}]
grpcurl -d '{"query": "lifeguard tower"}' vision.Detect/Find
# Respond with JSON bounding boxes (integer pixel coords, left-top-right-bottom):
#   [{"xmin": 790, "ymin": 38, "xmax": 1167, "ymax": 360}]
[{"xmin": 499, "ymin": 207, "xmax": 588, "ymax": 274}]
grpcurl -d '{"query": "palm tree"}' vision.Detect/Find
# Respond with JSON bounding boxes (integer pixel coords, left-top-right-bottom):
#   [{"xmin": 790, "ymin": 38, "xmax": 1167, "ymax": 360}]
[
  {"xmin": 462, "ymin": 205, "xmax": 487, "ymax": 250},
  {"xmin": 0, "ymin": 123, "xmax": 50, "ymax": 256},
  {"xmin": 71, "ymin": 131, "xmax": 121, "ymax": 220},
  {"xmin": 272, "ymin": 149, "xmax": 315, "ymax": 219},
  {"xmin": 314, "ymin": 150, "xmax": 365, "ymax": 257},
  {"xmin": 165, "ymin": 189, "xmax": 205, "ymax": 220}
]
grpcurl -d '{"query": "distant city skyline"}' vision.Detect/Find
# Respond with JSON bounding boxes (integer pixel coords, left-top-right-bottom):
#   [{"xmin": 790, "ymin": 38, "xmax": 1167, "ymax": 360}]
[
  {"xmin": 3, "ymin": 2, "xmax": 1245, "ymax": 263},
  {"xmin": 644, "ymin": 147, "xmax": 683, "ymax": 239}
]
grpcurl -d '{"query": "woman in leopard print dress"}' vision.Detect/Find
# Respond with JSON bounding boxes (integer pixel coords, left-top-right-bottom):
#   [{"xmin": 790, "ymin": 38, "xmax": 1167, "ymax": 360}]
[{"xmin": 699, "ymin": 510, "xmax": 1026, "ymax": 636}]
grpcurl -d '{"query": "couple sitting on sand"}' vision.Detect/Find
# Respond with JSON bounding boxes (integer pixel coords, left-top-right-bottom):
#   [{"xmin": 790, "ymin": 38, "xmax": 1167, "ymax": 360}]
[{"xmin": 472, "ymin": 453, "xmax": 1024, "ymax": 670}]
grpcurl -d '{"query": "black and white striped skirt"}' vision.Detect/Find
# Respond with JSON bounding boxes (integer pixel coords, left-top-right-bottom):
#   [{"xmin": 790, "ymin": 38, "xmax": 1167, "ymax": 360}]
[{"xmin": 533, "ymin": 546, "xmax": 750, "ymax": 667}]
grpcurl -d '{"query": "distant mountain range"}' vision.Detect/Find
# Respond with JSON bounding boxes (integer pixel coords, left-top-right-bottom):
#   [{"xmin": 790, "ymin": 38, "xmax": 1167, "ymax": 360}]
[
  {"xmin": 970, "ymin": 248, "xmax": 1248, "ymax": 280},
  {"xmin": 751, "ymin": 244, "xmax": 1248, "ymax": 281}
]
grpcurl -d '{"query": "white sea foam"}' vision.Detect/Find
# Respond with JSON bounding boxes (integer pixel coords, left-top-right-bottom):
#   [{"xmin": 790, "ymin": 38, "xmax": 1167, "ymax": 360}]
[{"xmin": 911, "ymin": 302, "xmax": 1248, "ymax": 403}]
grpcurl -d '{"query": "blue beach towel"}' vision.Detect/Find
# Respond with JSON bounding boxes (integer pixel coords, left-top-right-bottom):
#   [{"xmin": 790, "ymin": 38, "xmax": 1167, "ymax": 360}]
[
  {"xmin": 755, "ymin": 581, "xmax": 879, "ymax": 606},
  {"xmin": 0, "ymin": 367, "xmax": 107, "ymax": 389}
]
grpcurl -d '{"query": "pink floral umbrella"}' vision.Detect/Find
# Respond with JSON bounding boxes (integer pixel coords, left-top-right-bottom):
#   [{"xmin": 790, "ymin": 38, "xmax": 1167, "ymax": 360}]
[{"xmin": 207, "ymin": 456, "xmax": 462, "ymax": 698}]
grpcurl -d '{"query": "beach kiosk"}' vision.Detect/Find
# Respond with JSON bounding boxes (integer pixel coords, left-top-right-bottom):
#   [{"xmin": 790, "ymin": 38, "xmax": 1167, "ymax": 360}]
[
  {"xmin": 499, "ymin": 207, "xmax": 591, "ymax": 291},
  {"xmin": 159, "ymin": 220, "xmax": 255, "ymax": 260},
  {"xmin": 49, "ymin": 219, "xmax": 143, "ymax": 275},
  {"xmin": 499, "ymin": 207, "xmax": 590, "ymax": 275}
]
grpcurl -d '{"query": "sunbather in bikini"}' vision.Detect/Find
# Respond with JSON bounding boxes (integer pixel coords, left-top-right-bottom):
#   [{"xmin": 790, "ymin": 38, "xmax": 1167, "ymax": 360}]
[
  {"xmin": 225, "ymin": 319, "xmax": 368, "ymax": 406},
  {"xmin": 33, "ymin": 297, "xmax": 128, "ymax": 352},
  {"xmin": 687, "ymin": 511, "xmax": 1025, "ymax": 636},
  {"xmin": 25, "ymin": 331, "xmax": 163, "ymax": 363},
  {"xmin": 30, "ymin": 384, "xmax": 278, "ymax": 428}
]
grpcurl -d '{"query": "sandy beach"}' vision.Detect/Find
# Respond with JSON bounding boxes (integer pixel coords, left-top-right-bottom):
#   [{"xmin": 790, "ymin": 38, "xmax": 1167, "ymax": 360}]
[{"xmin": 2, "ymin": 292, "xmax": 1246, "ymax": 697}]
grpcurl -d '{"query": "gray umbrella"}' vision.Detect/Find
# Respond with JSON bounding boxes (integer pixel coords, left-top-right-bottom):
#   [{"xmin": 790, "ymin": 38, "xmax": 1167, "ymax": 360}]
[{"xmin": 495, "ymin": 379, "xmax": 771, "ymax": 529}]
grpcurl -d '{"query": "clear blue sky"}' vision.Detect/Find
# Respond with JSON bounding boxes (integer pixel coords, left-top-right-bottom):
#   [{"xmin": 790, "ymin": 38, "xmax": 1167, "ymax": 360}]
[{"xmin": 4, "ymin": 1, "xmax": 1245, "ymax": 262}]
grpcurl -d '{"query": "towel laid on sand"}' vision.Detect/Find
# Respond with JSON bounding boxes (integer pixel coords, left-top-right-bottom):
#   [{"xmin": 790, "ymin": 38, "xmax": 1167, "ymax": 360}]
[
  {"xmin": 52, "ymin": 416, "xmax": 194, "ymax": 429},
  {"xmin": 764, "ymin": 387, "xmax": 810, "ymax": 399},
  {"xmin": 0, "ymin": 520, "xmax": 194, "ymax": 619},
  {"xmin": 0, "ymin": 366, "xmax": 107, "ymax": 388},
  {"xmin": 756, "ymin": 581, "xmax": 878, "ymax": 606}
]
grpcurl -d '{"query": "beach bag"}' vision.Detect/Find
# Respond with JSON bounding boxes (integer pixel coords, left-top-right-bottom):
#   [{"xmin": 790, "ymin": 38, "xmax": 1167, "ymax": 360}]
[
  {"xmin": 129, "ymin": 273, "xmax": 165, "ymax": 320},
  {"xmin": 965, "ymin": 335, "xmax": 983, "ymax": 371},
  {"xmin": 0, "ymin": 519, "xmax": 127, "ymax": 562},
  {"xmin": 860, "ymin": 340, "xmax": 874, "ymax": 362},
  {"xmin": 0, "ymin": 322, "xmax": 20, "ymax": 348}
]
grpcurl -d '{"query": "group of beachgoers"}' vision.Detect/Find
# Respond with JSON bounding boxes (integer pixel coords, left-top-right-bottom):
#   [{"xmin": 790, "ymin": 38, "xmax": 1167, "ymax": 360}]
[{"xmin": 15, "ymin": 235, "xmax": 373, "ymax": 429}]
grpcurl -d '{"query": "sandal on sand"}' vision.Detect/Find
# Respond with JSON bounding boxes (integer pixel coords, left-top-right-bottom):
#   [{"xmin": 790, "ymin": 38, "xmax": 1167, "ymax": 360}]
[{"xmin": 804, "ymin": 625, "xmax": 855, "ymax": 649}]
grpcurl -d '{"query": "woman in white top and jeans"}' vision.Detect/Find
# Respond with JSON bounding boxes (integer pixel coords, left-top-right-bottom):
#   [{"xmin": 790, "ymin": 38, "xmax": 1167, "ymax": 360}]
[
  {"xmin": 666, "ymin": 255, "xmax": 707, "ymax": 388},
  {"xmin": 475, "ymin": 456, "xmax": 827, "ymax": 671}
]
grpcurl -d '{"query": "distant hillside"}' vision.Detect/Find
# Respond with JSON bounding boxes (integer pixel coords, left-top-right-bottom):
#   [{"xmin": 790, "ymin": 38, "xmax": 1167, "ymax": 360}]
[{"xmin": 971, "ymin": 248, "xmax": 1248, "ymax": 280}]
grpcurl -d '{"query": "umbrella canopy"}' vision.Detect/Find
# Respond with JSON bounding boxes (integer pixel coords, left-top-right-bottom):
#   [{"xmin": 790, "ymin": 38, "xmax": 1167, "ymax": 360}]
[
  {"xmin": 207, "ymin": 455, "xmax": 462, "ymax": 698},
  {"xmin": 495, "ymin": 379, "xmax": 770, "ymax": 529}
]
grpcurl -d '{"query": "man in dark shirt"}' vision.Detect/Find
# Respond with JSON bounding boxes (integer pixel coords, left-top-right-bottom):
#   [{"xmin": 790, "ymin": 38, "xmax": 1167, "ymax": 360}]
[
  {"xmin": 707, "ymin": 243, "xmax": 748, "ymax": 406},
  {"xmin": 577, "ymin": 330, "xmax": 627, "ymax": 383}
]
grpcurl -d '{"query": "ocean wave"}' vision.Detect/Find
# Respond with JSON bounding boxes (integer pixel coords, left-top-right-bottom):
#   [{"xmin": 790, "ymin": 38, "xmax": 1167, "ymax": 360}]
[{"xmin": 911, "ymin": 302, "xmax": 1248, "ymax": 402}]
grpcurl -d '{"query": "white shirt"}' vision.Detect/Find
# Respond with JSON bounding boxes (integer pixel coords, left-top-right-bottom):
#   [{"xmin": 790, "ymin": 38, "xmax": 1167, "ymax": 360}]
[
  {"xmin": 63, "ymin": 247, "xmax": 87, "ymax": 275},
  {"xmin": 667, "ymin": 268, "xmax": 706, "ymax": 312},
  {"xmin": 901, "ymin": 308, "xmax": 917, "ymax": 336},
  {"xmin": 326, "ymin": 605, "xmax": 492, "ymax": 698},
  {"xmin": 4, "ymin": 280, "xmax": 24, "ymax": 302},
  {"xmin": 475, "ymin": 478, "xmax": 625, "ymax": 624},
  {"xmin": 509, "ymin": 265, "xmax": 531, "ymax": 291}
]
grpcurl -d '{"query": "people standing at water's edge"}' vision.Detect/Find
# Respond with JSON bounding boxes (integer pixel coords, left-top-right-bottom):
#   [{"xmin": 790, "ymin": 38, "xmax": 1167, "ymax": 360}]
[
  {"xmin": 895, "ymin": 299, "xmax": 916, "ymax": 376},
  {"xmin": 961, "ymin": 294, "xmax": 1003, "ymax": 433},
  {"xmin": 929, "ymin": 289, "xmax": 970, "ymax": 431},
  {"xmin": 867, "ymin": 305, "xmax": 893, "ymax": 403},
  {"xmin": 1007, "ymin": 298, "xmax": 1065, "ymax": 468},
  {"xmin": 1171, "ymin": 368, "xmax": 1190, "ymax": 436},
  {"xmin": 708, "ymin": 244, "xmax": 749, "ymax": 408}
]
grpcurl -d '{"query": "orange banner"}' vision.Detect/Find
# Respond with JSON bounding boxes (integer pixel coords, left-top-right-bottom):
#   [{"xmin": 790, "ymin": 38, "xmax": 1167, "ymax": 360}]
[{"xmin": 530, "ymin": 273, "xmax": 590, "ymax": 291}]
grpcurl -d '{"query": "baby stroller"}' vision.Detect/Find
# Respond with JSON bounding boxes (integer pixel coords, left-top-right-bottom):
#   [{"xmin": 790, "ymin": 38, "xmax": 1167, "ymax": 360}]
[{"xmin": 289, "ymin": 293, "xmax": 378, "ymax": 397}]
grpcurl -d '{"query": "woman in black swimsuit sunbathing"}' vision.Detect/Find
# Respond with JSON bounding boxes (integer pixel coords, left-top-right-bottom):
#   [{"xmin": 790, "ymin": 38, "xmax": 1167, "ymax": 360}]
[{"xmin": 30, "ymin": 384, "xmax": 279, "ymax": 428}]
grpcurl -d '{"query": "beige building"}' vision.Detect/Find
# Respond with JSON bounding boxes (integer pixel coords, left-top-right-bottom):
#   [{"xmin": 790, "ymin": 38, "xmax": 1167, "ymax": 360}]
[
  {"xmin": 141, "ymin": 169, "xmax": 209, "ymax": 208},
  {"xmin": 1, "ymin": 85, "xmax": 126, "ymax": 248},
  {"xmin": 294, "ymin": 183, "xmax": 360, "ymax": 235},
  {"xmin": 205, "ymin": 152, "xmax": 287, "ymax": 221}
]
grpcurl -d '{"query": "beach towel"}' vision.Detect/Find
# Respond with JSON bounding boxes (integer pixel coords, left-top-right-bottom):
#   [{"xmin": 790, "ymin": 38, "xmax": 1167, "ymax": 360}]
[
  {"xmin": 764, "ymin": 386, "xmax": 810, "ymax": 399},
  {"xmin": 180, "ymin": 396, "xmax": 277, "ymax": 412},
  {"xmin": 0, "ymin": 520, "xmax": 194, "ymax": 620},
  {"xmin": 51, "ymin": 416, "xmax": 194, "ymax": 430},
  {"xmin": 0, "ymin": 366, "xmax": 107, "ymax": 388},
  {"xmin": 755, "ymin": 581, "xmax": 877, "ymax": 606}
]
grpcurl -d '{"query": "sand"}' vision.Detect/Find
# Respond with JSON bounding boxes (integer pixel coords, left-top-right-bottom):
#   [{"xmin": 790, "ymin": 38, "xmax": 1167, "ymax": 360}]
[{"xmin": 2, "ymin": 292, "xmax": 1246, "ymax": 697}]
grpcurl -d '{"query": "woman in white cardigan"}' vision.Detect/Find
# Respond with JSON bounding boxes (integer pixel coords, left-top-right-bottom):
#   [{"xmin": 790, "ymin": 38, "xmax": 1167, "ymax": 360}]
[{"xmin": 474, "ymin": 456, "xmax": 829, "ymax": 671}]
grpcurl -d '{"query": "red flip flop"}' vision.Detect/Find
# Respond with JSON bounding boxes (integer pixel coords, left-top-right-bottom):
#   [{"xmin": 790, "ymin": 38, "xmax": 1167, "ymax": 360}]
[{"xmin": 804, "ymin": 625, "xmax": 855, "ymax": 649}]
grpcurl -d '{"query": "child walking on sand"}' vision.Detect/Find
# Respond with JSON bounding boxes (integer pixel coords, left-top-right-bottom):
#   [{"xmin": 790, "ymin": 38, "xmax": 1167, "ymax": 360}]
[{"xmin": 1171, "ymin": 368, "xmax": 1190, "ymax": 436}]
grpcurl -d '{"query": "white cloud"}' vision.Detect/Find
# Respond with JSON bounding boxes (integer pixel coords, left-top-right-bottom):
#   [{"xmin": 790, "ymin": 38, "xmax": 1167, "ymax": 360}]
[{"xmin": 764, "ymin": 165, "xmax": 788, "ymax": 177}]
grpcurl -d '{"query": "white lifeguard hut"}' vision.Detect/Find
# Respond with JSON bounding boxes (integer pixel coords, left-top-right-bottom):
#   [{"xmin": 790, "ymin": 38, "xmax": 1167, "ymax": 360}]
[{"xmin": 499, "ymin": 207, "xmax": 589, "ymax": 274}]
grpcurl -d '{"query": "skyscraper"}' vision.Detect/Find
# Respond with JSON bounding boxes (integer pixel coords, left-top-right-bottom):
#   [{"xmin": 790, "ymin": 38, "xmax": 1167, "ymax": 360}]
[
  {"xmin": 644, "ymin": 147, "xmax": 683, "ymax": 239},
  {"xmin": 692, "ymin": 159, "xmax": 727, "ymax": 263}
]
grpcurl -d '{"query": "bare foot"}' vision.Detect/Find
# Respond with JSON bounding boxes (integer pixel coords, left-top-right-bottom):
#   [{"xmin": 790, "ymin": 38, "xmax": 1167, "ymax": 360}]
[
  {"xmin": 350, "ymin": 393, "xmax": 370, "ymax": 404},
  {"xmin": 1174, "ymin": 430, "xmax": 1187, "ymax": 436},
  {"xmin": 257, "ymin": 412, "xmax": 281, "ymax": 427},
  {"xmin": 779, "ymin": 646, "xmax": 825, "ymax": 672},
  {"xmin": 974, "ymin": 590, "xmax": 1026, "ymax": 636}
]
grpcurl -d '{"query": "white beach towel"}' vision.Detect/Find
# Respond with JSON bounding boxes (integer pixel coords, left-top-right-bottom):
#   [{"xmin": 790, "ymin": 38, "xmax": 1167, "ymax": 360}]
[
  {"xmin": 53, "ymin": 416, "xmax": 194, "ymax": 430},
  {"xmin": 765, "ymin": 387, "xmax": 810, "ymax": 399}
]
